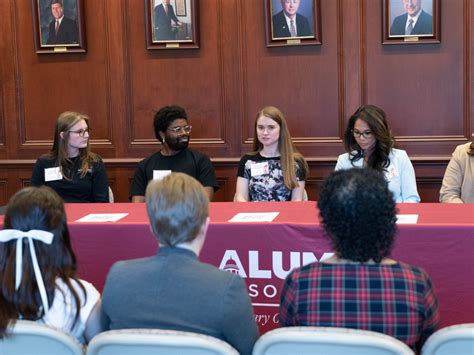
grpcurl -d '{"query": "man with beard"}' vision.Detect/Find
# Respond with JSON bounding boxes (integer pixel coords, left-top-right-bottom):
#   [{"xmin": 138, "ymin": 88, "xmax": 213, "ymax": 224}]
[{"xmin": 130, "ymin": 106, "xmax": 218, "ymax": 202}]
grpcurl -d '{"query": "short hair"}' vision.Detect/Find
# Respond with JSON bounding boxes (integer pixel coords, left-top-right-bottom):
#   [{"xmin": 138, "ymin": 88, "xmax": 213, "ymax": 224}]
[
  {"xmin": 51, "ymin": 0, "xmax": 64, "ymax": 7},
  {"xmin": 146, "ymin": 173, "xmax": 208, "ymax": 247},
  {"xmin": 343, "ymin": 104, "xmax": 395, "ymax": 172},
  {"xmin": 153, "ymin": 105, "xmax": 188, "ymax": 142},
  {"xmin": 0, "ymin": 186, "xmax": 83, "ymax": 338},
  {"xmin": 317, "ymin": 169, "xmax": 397, "ymax": 263}
]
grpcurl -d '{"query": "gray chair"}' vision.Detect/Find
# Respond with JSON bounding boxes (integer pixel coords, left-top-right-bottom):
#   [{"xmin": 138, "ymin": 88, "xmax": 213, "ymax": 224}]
[
  {"xmin": 86, "ymin": 329, "xmax": 238, "ymax": 355},
  {"xmin": 421, "ymin": 323, "xmax": 474, "ymax": 355},
  {"xmin": 252, "ymin": 326, "xmax": 414, "ymax": 355},
  {"xmin": 0, "ymin": 320, "xmax": 84, "ymax": 355}
]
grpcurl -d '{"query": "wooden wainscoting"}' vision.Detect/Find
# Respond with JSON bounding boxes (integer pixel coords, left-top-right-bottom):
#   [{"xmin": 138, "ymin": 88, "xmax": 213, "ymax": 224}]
[{"xmin": 0, "ymin": 158, "xmax": 449, "ymax": 205}]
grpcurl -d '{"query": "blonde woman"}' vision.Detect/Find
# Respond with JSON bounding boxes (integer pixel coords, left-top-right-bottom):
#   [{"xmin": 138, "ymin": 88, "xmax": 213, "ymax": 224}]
[{"xmin": 31, "ymin": 111, "xmax": 109, "ymax": 202}]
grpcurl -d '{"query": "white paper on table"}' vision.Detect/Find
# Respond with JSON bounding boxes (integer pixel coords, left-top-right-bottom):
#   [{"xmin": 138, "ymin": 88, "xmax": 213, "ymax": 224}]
[
  {"xmin": 228, "ymin": 212, "xmax": 279, "ymax": 222},
  {"xmin": 75, "ymin": 213, "xmax": 129, "ymax": 222},
  {"xmin": 396, "ymin": 214, "xmax": 418, "ymax": 224}
]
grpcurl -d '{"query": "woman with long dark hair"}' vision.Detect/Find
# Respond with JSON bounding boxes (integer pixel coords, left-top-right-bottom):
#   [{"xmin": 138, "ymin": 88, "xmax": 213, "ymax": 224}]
[
  {"xmin": 336, "ymin": 104, "xmax": 420, "ymax": 202},
  {"xmin": 0, "ymin": 186, "xmax": 102, "ymax": 342}
]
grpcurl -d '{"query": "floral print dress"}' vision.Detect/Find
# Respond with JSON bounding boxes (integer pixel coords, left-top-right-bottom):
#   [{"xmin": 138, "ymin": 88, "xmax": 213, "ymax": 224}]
[{"xmin": 237, "ymin": 153, "xmax": 305, "ymax": 201}]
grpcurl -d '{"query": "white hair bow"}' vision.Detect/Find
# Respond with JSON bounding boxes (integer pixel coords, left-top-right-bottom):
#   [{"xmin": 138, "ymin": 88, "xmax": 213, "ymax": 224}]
[{"xmin": 0, "ymin": 229, "xmax": 54, "ymax": 314}]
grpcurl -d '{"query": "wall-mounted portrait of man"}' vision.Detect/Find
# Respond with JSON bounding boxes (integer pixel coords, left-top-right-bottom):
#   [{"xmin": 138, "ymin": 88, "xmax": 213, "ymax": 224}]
[
  {"xmin": 151, "ymin": 0, "xmax": 193, "ymax": 42},
  {"xmin": 37, "ymin": 0, "xmax": 80, "ymax": 46},
  {"xmin": 389, "ymin": 0, "xmax": 433, "ymax": 37},
  {"xmin": 270, "ymin": 0, "xmax": 314, "ymax": 39}
]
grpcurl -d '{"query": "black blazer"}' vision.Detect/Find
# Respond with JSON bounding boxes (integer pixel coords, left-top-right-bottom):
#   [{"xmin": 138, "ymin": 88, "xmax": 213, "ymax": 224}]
[
  {"xmin": 153, "ymin": 4, "xmax": 181, "ymax": 40},
  {"xmin": 154, "ymin": 4, "xmax": 180, "ymax": 30},
  {"xmin": 390, "ymin": 10, "xmax": 433, "ymax": 36},
  {"xmin": 272, "ymin": 10, "xmax": 312, "ymax": 38},
  {"xmin": 46, "ymin": 16, "xmax": 78, "ymax": 45}
]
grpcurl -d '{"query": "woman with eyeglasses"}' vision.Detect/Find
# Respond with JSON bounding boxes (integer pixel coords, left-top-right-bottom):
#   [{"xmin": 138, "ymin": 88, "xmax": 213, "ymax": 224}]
[
  {"xmin": 31, "ymin": 111, "xmax": 109, "ymax": 202},
  {"xmin": 235, "ymin": 106, "xmax": 309, "ymax": 202},
  {"xmin": 335, "ymin": 104, "xmax": 420, "ymax": 202}
]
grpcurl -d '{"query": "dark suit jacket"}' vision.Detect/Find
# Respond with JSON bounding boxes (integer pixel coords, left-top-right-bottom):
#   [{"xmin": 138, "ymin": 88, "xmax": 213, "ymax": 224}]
[
  {"xmin": 154, "ymin": 4, "xmax": 181, "ymax": 40},
  {"xmin": 272, "ymin": 10, "xmax": 312, "ymax": 38},
  {"xmin": 102, "ymin": 247, "xmax": 259, "ymax": 355},
  {"xmin": 390, "ymin": 10, "xmax": 433, "ymax": 36},
  {"xmin": 46, "ymin": 16, "xmax": 78, "ymax": 45}
]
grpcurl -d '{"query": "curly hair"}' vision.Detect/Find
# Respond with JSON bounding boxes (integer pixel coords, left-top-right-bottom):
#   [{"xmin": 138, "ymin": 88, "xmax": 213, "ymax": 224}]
[
  {"xmin": 317, "ymin": 169, "xmax": 398, "ymax": 262},
  {"xmin": 343, "ymin": 105, "xmax": 395, "ymax": 172},
  {"xmin": 153, "ymin": 105, "xmax": 188, "ymax": 142}
]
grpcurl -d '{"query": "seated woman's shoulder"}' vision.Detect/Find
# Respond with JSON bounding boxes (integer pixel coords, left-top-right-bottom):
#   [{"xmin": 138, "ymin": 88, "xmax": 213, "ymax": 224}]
[
  {"xmin": 89, "ymin": 152, "xmax": 104, "ymax": 163},
  {"xmin": 457, "ymin": 142, "xmax": 472, "ymax": 153},
  {"xmin": 38, "ymin": 153, "xmax": 55, "ymax": 161},
  {"xmin": 390, "ymin": 148, "xmax": 409, "ymax": 158}
]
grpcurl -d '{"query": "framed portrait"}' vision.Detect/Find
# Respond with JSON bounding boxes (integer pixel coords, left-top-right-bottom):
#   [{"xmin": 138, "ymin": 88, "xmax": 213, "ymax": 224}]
[
  {"xmin": 265, "ymin": 0, "xmax": 321, "ymax": 47},
  {"xmin": 31, "ymin": 0, "xmax": 86, "ymax": 54},
  {"xmin": 383, "ymin": 0, "xmax": 440, "ymax": 44},
  {"xmin": 145, "ymin": 0, "xmax": 199, "ymax": 49}
]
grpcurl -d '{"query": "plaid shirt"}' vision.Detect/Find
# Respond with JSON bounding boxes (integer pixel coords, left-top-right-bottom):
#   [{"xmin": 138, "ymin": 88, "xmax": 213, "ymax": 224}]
[{"xmin": 279, "ymin": 261, "xmax": 439, "ymax": 351}]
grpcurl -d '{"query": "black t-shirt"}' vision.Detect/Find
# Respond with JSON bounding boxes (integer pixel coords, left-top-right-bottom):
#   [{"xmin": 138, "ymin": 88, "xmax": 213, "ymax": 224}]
[
  {"xmin": 129, "ymin": 149, "xmax": 219, "ymax": 199},
  {"xmin": 31, "ymin": 155, "xmax": 109, "ymax": 203}
]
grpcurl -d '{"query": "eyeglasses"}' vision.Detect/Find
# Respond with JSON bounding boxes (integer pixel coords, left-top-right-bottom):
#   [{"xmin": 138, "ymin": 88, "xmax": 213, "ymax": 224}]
[
  {"xmin": 68, "ymin": 128, "xmax": 90, "ymax": 137},
  {"xmin": 167, "ymin": 125, "xmax": 192, "ymax": 134},
  {"xmin": 352, "ymin": 129, "xmax": 373, "ymax": 139}
]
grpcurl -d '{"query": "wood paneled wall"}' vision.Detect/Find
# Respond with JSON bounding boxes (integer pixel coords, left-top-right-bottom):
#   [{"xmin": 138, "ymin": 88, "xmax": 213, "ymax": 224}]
[{"xmin": 0, "ymin": 0, "xmax": 472, "ymax": 204}]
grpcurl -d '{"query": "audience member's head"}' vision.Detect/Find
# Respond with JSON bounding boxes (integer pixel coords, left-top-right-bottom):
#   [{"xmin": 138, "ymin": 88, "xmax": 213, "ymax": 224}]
[
  {"xmin": 0, "ymin": 186, "xmax": 79, "ymax": 337},
  {"xmin": 146, "ymin": 172, "xmax": 209, "ymax": 247},
  {"xmin": 317, "ymin": 168, "xmax": 397, "ymax": 263}
]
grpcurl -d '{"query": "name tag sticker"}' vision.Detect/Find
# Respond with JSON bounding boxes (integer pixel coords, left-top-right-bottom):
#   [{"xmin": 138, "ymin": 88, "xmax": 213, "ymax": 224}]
[
  {"xmin": 153, "ymin": 170, "xmax": 172, "ymax": 180},
  {"xmin": 396, "ymin": 214, "xmax": 418, "ymax": 224},
  {"xmin": 44, "ymin": 167, "xmax": 62, "ymax": 182},
  {"xmin": 385, "ymin": 167, "xmax": 398, "ymax": 181},
  {"xmin": 229, "ymin": 212, "xmax": 279, "ymax": 223},
  {"xmin": 250, "ymin": 162, "xmax": 269, "ymax": 177}
]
